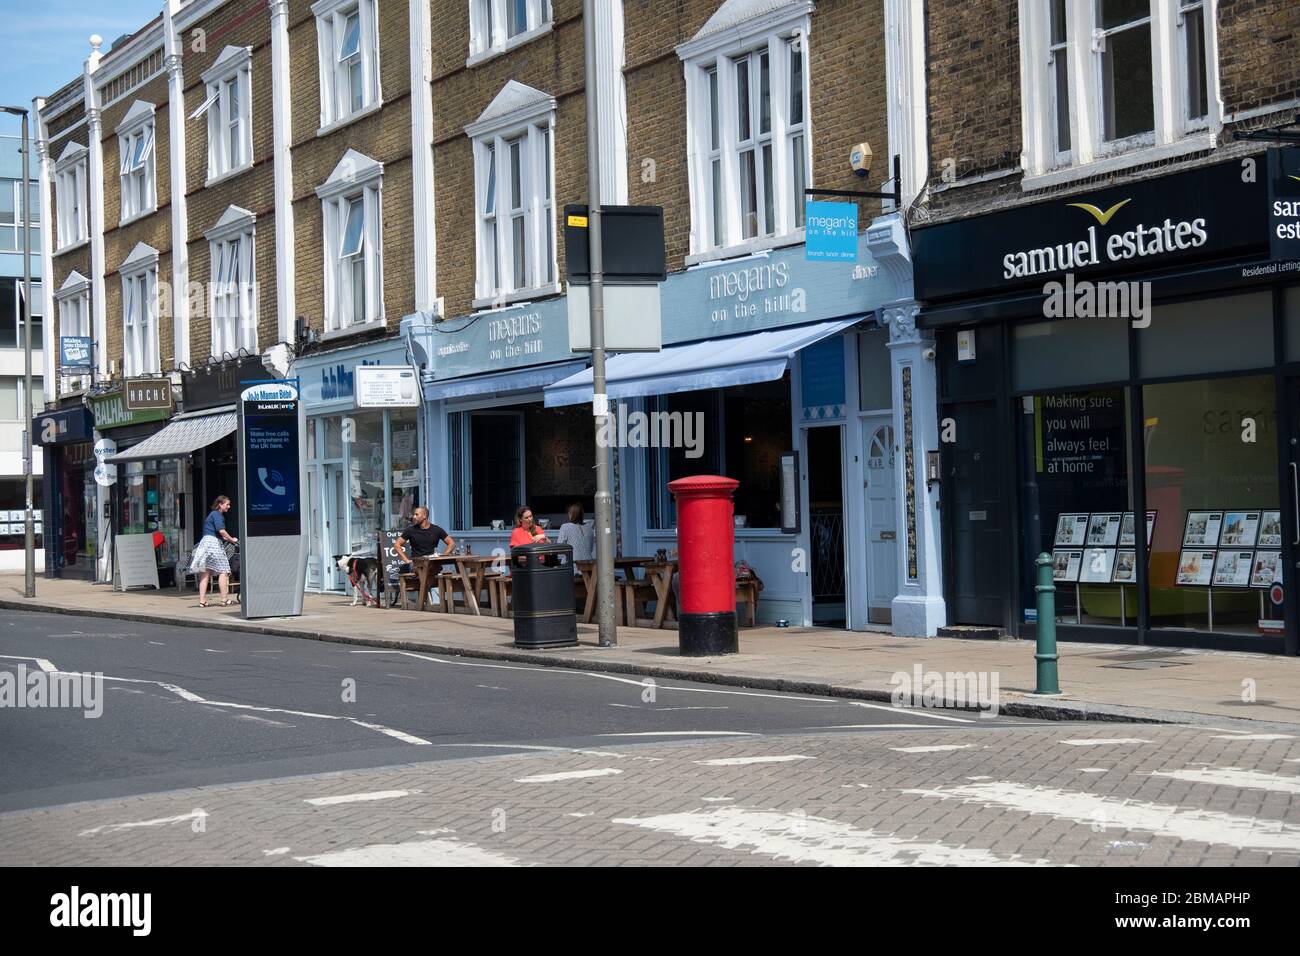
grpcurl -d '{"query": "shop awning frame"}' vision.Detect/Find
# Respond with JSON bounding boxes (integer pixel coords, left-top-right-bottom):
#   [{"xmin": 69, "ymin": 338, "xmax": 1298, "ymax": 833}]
[
  {"xmin": 423, "ymin": 360, "xmax": 589, "ymax": 401},
  {"xmin": 104, "ymin": 406, "xmax": 237, "ymax": 463},
  {"xmin": 543, "ymin": 316, "xmax": 865, "ymax": 408}
]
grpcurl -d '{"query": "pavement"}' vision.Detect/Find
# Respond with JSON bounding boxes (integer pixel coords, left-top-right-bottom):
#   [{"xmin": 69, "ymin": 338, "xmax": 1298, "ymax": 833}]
[{"xmin": 3, "ymin": 573, "xmax": 1300, "ymax": 728}]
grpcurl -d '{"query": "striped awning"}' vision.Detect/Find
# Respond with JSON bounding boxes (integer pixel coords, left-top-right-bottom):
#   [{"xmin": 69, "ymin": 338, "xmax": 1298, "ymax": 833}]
[{"xmin": 106, "ymin": 408, "xmax": 237, "ymax": 463}]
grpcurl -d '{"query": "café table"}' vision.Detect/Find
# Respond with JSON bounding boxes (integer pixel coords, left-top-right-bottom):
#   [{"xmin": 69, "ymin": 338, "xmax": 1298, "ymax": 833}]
[
  {"xmin": 450, "ymin": 553, "xmax": 504, "ymax": 615},
  {"xmin": 411, "ymin": 555, "xmax": 458, "ymax": 612},
  {"xmin": 640, "ymin": 560, "xmax": 679, "ymax": 629}
]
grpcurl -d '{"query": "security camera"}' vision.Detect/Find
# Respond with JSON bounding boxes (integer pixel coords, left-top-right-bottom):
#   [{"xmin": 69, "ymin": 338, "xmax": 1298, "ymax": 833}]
[
  {"xmin": 850, "ymin": 142, "xmax": 873, "ymax": 178},
  {"xmin": 922, "ymin": 347, "xmax": 936, "ymax": 361}
]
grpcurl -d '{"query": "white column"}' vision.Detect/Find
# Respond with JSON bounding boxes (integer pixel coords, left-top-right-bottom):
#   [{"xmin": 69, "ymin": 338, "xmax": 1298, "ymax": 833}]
[
  {"xmin": 84, "ymin": 37, "xmax": 107, "ymax": 379},
  {"xmin": 269, "ymin": 0, "xmax": 297, "ymax": 345},
  {"xmin": 408, "ymin": 0, "xmax": 439, "ymax": 315},
  {"xmin": 592, "ymin": 0, "xmax": 628, "ymax": 204},
  {"xmin": 884, "ymin": 0, "xmax": 929, "ymax": 205},
  {"xmin": 164, "ymin": 1, "xmax": 189, "ymax": 369},
  {"xmin": 32, "ymin": 101, "xmax": 56, "ymax": 396},
  {"xmin": 885, "ymin": 303, "xmax": 945, "ymax": 637}
]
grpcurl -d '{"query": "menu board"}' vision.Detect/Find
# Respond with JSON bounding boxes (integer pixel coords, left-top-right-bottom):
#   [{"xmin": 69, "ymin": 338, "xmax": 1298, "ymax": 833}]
[
  {"xmin": 1054, "ymin": 514, "xmax": 1089, "ymax": 547},
  {"xmin": 1218, "ymin": 511, "xmax": 1260, "ymax": 548},
  {"xmin": 1176, "ymin": 550, "xmax": 1216, "ymax": 586},
  {"xmin": 1258, "ymin": 511, "xmax": 1283, "ymax": 548},
  {"xmin": 1079, "ymin": 547, "xmax": 1117, "ymax": 583},
  {"xmin": 1183, "ymin": 512, "xmax": 1224, "ymax": 548},
  {"xmin": 1052, "ymin": 549, "xmax": 1083, "ymax": 582},
  {"xmin": 1212, "ymin": 550, "xmax": 1254, "ymax": 588},
  {"xmin": 1118, "ymin": 511, "xmax": 1156, "ymax": 547},
  {"xmin": 1086, "ymin": 513, "xmax": 1122, "ymax": 547},
  {"xmin": 1251, "ymin": 551, "xmax": 1282, "ymax": 588},
  {"xmin": 1112, "ymin": 549, "xmax": 1138, "ymax": 583}
]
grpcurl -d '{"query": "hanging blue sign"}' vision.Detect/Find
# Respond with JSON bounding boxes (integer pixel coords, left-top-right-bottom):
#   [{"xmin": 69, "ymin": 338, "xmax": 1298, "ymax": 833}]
[
  {"xmin": 60, "ymin": 336, "xmax": 93, "ymax": 371},
  {"xmin": 805, "ymin": 201, "xmax": 859, "ymax": 262}
]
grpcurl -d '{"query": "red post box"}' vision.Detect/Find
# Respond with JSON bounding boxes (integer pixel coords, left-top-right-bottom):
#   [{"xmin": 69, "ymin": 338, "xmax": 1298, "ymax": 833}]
[{"xmin": 668, "ymin": 475, "xmax": 739, "ymax": 656}]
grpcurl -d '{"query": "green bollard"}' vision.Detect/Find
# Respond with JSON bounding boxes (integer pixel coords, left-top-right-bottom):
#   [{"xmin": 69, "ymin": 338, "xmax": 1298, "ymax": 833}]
[{"xmin": 1034, "ymin": 552, "xmax": 1060, "ymax": 695}]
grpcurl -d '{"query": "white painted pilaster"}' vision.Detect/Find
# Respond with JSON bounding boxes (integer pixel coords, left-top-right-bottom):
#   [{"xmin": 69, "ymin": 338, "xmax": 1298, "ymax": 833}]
[
  {"xmin": 32, "ymin": 100, "xmax": 56, "ymax": 397},
  {"xmin": 164, "ymin": 2, "xmax": 190, "ymax": 369},
  {"xmin": 84, "ymin": 37, "xmax": 107, "ymax": 380},
  {"xmin": 269, "ymin": 0, "xmax": 297, "ymax": 345},
  {"xmin": 884, "ymin": 0, "xmax": 929, "ymax": 206},
  {"xmin": 592, "ymin": 0, "xmax": 628, "ymax": 204},
  {"xmin": 408, "ymin": 0, "xmax": 439, "ymax": 314}
]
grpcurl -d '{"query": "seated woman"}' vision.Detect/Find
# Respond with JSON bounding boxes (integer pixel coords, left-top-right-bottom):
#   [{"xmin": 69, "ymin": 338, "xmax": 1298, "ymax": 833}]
[
  {"xmin": 510, "ymin": 505, "xmax": 550, "ymax": 547},
  {"xmin": 555, "ymin": 502, "xmax": 594, "ymax": 566}
]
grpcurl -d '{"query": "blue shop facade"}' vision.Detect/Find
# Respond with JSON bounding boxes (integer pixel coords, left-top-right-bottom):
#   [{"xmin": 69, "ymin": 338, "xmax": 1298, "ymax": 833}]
[{"xmin": 412, "ymin": 212, "xmax": 946, "ymax": 635}]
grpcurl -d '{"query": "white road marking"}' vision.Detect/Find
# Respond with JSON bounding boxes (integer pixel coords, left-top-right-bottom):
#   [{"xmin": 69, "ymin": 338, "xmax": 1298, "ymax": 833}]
[
  {"xmin": 0, "ymin": 654, "xmax": 57, "ymax": 673},
  {"xmin": 203, "ymin": 648, "xmax": 228, "ymax": 654},
  {"xmin": 890, "ymin": 744, "xmax": 975, "ymax": 754},
  {"xmin": 476, "ymin": 685, "xmax": 507, "ymax": 690},
  {"xmin": 1210, "ymin": 733, "xmax": 1296, "ymax": 741},
  {"xmin": 235, "ymin": 714, "xmax": 294, "ymax": 727},
  {"xmin": 262, "ymin": 847, "xmax": 291, "ymax": 856},
  {"xmin": 598, "ymin": 731, "xmax": 756, "ymax": 738},
  {"xmin": 296, "ymin": 838, "xmax": 519, "ymax": 867},
  {"xmin": 305, "ymin": 790, "xmax": 416, "ymax": 807},
  {"xmin": 1059, "ymin": 738, "xmax": 1152, "ymax": 747},
  {"xmin": 80, "ymin": 810, "xmax": 207, "ymax": 837},
  {"xmin": 808, "ymin": 723, "xmax": 946, "ymax": 730},
  {"xmin": 417, "ymin": 829, "xmax": 456, "ymax": 835},
  {"xmin": 613, "ymin": 806, "xmax": 1054, "ymax": 866},
  {"xmin": 515, "ymin": 768, "xmax": 623, "ymax": 784},
  {"xmin": 695, "ymin": 755, "xmax": 814, "ymax": 766},
  {"xmin": 844, "ymin": 701, "xmax": 975, "ymax": 724},
  {"xmin": 566, "ymin": 813, "xmax": 593, "ymax": 818},
  {"xmin": 350, "ymin": 720, "xmax": 433, "ymax": 746},
  {"xmin": 903, "ymin": 782, "xmax": 1300, "ymax": 851},
  {"xmin": 965, "ymin": 776, "xmax": 992, "ymax": 781},
  {"xmin": 702, "ymin": 797, "xmax": 735, "ymax": 802},
  {"xmin": 1078, "ymin": 768, "xmax": 1109, "ymax": 774},
  {"xmin": 385, "ymin": 673, "xmax": 420, "ymax": 680},
  {"xmin": 1150, "ymin": 767, "xmax": 1300, "ymax": 794},
  {"xmin": 656, "ymin": 706, "xmax": 730, "ymax": 711},
  {"xmin": 148, "ymin": 642, "xmax": 165, "ymax": 645},
  {"xmin": 440, "ymin": 743, "xmax": 624, "ymax": 757}
]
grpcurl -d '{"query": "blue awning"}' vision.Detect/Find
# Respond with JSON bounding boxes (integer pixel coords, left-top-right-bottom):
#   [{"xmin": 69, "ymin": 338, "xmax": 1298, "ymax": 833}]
[
  {"xmin": 543, "ymin": 316, "xmax": 864, "ymax": 407},
  {"xmin": 424, "ymin": 360, "xmax": 589, "ymax": 401}
]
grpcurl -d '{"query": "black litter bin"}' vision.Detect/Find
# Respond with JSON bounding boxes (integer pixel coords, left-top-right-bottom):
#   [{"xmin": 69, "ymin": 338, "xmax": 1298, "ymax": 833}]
[{"xmin": 511, "ymin": 543, "xmax": 578, "ymax": 648}]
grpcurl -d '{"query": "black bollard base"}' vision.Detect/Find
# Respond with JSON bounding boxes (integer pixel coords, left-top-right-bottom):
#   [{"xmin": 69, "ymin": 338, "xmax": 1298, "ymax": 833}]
[{"xmin": 679, "ymin": 611, "xmax": 738, "ymax": 656}]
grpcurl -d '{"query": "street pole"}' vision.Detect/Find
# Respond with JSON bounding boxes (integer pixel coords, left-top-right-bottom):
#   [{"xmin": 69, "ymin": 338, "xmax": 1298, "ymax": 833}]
[
  {"xmin": 582, "ymin": 0, "xmax": 616, "ymax": 646},
  {"xmin": 3, "ymin": 106, "xmax": 35, "ymax": 598}
]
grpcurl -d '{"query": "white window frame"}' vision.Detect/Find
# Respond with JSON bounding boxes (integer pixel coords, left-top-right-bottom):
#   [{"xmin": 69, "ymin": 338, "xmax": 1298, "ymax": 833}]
[
  {"xmin": 312, "ymin": 0, "xmax": 382, "ymax": 134},
  {"xmin": 53, "ymin": 143, "xmax": 89, "ymax": 251},
  {"xmin": 54, "ymin": 271, "xmax": 91, "ymax": 393},
  {"xmin": 196, "ymin": 46, "xmax": 253, "ymax": 184},
  {"xmin": 1019, "ymin": 0, "xmax": 1221, "ymax": 190},
  {"xmin": 467, "ymin": 0, "xmax": 553, "ymax": 66},
  {"xmin": 677, "ymin": 3, "xmax": 814, "ymax": 261},
  {"xmin": 115, "ymin": 102, "xmax": 157, "ymax": 224},
  {"xmin": 466, "ymin": 85, "xmax": 557, "ymax": 307},
  {"xmin": 205, "ymin": 206, "xmax": 258, "ymax": 357},
  {"xmin": 119, "ymin": 244, "xmax": 161, "ymax": 377},
  {"xmin": 316, "ymin": 150, "xmax": 384, "ymax": 336}
]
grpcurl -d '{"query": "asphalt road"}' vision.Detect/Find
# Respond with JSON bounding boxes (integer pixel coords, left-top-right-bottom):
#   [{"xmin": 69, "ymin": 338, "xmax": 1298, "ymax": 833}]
[{"xmin": 0, "ymin": 608, "xmax": 1025, "ymax": 812}]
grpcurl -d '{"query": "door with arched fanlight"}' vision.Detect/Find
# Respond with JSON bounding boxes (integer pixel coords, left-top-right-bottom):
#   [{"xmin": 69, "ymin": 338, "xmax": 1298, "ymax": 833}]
[{"xmin": 864, "ymin": 418, "xmax": 898, "ymax": 624}]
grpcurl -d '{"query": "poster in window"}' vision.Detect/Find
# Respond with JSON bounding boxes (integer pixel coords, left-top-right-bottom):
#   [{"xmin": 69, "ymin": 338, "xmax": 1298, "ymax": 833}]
[
  {"xmin": 1175, "ymin": 550, "xmax": 1216, "ymax": 586},
  {"xmin": 1251, "ymin": 551, "xmax": 1282, "ymax": 588},
  {"xmin": 1085, "ymin": 513, "xmax": 1121, "ymax": 547},
  {"xmin": 1078, "ymin": 547, "xmax": 1116, "ymax": 583},
  {"xmin": 1218, "ymin": 511, "xmax": 1260, "ymax": 548},
  {"xmin": 1054, "ymin": 513, "xmax": 1089, "ymax": 546},
  {"xmin": 1118, "ymin": 511, "xmax": 1156, "ymax": 547},
  {"xmin": 1182, "ymin": 511, "xmax": 1223, "ymax": 548},
  {"xmin": 1212, "ymin": 550, "xmax": 1254, "ymax": 588},
  {"xmin": 1257, "ymin": 511, "xmax": 1283, "ymax": 548},
  {"xmin": 1051, "ymin": 549, "xmax": 1083, "ymax": 582},
  {"xmin": 1111, "ymin": 549, "xmax": 1138, "ymax": 583}
]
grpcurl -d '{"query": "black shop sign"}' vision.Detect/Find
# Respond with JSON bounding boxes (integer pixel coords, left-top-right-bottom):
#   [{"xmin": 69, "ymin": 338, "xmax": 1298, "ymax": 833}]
[
  {"xmin": 913, "ymin": 158, "xmax": 1269, "ymax": 303},
  {"xmin": 1268, "ymin": 147, "xmax": 1300, "ymax": 262},
  {"xmin": 183, "ymin": 355, "xmax": 274, "ymax": 412}
]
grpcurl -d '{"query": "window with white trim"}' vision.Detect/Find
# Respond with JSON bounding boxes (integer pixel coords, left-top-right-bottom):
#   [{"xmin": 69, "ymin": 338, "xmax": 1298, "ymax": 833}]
[
  {"xmin": 193, "ymin": 46, "xmax": 253, "ymax": 181},
  {"xmin": 317, "ymin": 150, "xmax": 383, "ymax": 333},
  {"xmin": 1021, "ymin": 0, "xmax": 1218, "ymax": 179},
  {"xmin": 468, "ymin": 84, "xmax": 556, "ymax": 303},
  {"xmin": 120, "ymin": 251, "xmax": 160, "ymax": 376},
  {"xmin": 313, "ymin": 0, "xmax": 380, "ymax": 130},
  {"xmin": 678, "ymin": 4, "xmax": 812, "ymax": 255},
  {"xmin": 206, "ymin": 208, "xmax": 257, "ymax": 357},
  {"xmin": 54, "ymin": 144, "xmax": 88, "ymax": 249},
  {"xmin": 469, "ymin": 0, "xmax": 552, "ymax": 60},
  {"xmin": 117, "ymin": 104, "xmax": 156, "ymax": 222},
  {"xmin": 55, "ymin": 273, "xmax": 90, "ymax": 391}
]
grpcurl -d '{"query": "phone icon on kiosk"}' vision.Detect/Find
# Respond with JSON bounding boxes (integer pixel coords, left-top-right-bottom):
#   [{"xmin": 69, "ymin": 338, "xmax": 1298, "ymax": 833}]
[{"xmin": 258, "ymin": 468, "xmax": 287, "ymax": 496}]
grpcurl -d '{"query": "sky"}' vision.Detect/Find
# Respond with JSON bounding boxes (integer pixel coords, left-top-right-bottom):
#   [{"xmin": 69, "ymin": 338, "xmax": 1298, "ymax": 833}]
[{"xmin": 0, "ymin": 1, "xmax": 164, "ymax": 135}]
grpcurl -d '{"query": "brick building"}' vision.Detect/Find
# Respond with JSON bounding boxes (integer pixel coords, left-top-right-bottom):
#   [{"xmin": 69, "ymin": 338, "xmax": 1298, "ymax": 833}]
[{"xmin": 911, "ymin": 0, "xmax": 1300, "ymax": 653}]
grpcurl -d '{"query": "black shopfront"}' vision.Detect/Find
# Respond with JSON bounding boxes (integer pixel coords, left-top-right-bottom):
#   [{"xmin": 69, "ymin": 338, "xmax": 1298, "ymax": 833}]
[
  {"xmin": 913, "ymin": 151, "xmax": 1300, "ymax": 654},
  {"xmin": 34, "ymin": 404, "xmax": 95, "ymax": 579}
]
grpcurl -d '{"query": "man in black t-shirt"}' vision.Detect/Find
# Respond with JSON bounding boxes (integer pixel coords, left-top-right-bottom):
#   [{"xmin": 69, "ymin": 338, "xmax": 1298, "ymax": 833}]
[{"xmin": 395, "ymin": 507, "xmax": 454, "ymax": 567}]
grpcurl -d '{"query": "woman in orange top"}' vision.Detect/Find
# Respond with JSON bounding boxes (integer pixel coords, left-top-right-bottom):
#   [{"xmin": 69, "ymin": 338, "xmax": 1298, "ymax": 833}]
[{"xmin": 510, "ymin": 505, "xmax": 549, "ymax": 547}]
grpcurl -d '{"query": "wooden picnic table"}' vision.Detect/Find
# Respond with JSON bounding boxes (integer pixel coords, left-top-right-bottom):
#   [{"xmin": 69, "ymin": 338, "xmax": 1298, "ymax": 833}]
[
  {"xmin": 412, "ymin": 553, "xmax": 502, "ymax": 614},
  {"xmin": 575, "ymin": 557, "xmax": 677, "ymax": 627}
]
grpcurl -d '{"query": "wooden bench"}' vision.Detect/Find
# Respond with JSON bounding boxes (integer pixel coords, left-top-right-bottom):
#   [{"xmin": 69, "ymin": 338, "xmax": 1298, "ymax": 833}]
[
  {"xmin": 735, "ymin": 578, "xmax": 759, "ymax": 628},
  {"xmin": 486, "ymin": 573, "xmax": 512, "ymax": 617}
]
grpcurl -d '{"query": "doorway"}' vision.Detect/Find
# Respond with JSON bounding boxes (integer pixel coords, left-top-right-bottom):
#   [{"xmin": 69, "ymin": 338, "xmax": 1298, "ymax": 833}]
[
  {"xmin": 323, "ymin": 465, "xmax": 347, "ymax": 591},
  {"xmin": 807, "ymin": 425, "xmax": 846, "ymax": 626},
  {"xmin": 863, "ymin": 417, "xmax": 897, "ymax": 624},
  {"xmin": 944, "ymin": 399, "xmax": 1007, "ymax": 626}
]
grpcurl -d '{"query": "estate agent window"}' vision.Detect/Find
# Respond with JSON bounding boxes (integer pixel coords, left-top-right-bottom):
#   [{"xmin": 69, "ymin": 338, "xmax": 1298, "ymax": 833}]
[
  {"xmin": 192, "ymin": 45, "xmax": 253, "ymax": 182},
  {"xmin": 116, "ymin": 102, "xmax": 156, "ymax": 223},
  {"xmin": 119, "ymin": 243, "xmax": 160, "ymax": 376},
  {"xmin": 206, "ymin": 206, "xmax": 257, "ymax": 356},
  {"xmin": 467, "ymin": 82, "xmax": 557, "ymax": 306},
  {"xmin": 1020, "ymin": 0, "xmax": 1217, "ymax": 182},
  {"xmin": 312, "ymin": 0, "xmax": 381, "ymax": 131},
  {"xmin": 316, "ymin": 150, "xmax": 384, "ymax": 334},
  {"xmin": 677, "ymin": 1, "xmax": 812, "ymax": 256},
  {"xmin": 469, "ymin": 0, "xmax": 552, "ymax": 63}
]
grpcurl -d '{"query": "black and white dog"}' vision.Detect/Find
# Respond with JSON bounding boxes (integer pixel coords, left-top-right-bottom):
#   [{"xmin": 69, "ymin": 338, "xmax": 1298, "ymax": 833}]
[{"xmin": 335, "ymin": 554, "xmax": 382, "ymax": 606}]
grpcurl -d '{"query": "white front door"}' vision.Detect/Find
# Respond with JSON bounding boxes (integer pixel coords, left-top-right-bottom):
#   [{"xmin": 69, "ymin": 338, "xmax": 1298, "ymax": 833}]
[
  {"xmin": 864, "ymin": 417, "xmax": 897, "ymax": 624},
  {"xmin": 324, "ymin": 465, "xmax": 347, "ymax": 590}
]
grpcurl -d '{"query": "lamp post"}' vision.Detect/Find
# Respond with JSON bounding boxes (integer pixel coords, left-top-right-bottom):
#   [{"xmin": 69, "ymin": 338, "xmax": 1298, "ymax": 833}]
[{"xmin": 2, "ymin": 105, "xmax": 35, "ymax": 599}]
